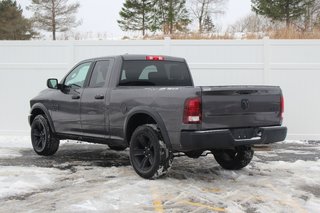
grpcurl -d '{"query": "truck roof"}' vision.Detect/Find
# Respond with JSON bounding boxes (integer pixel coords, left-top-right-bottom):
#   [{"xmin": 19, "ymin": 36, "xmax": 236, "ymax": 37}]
[{"xmin": 83, "ymin": 54, "xmax": 186, "ymax": 62}]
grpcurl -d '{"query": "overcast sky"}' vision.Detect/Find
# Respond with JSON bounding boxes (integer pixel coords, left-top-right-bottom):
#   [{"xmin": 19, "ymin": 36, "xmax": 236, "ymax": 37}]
[{"xmin": 18, "ymin": 0, "xmax": 252, "ymax": 37}]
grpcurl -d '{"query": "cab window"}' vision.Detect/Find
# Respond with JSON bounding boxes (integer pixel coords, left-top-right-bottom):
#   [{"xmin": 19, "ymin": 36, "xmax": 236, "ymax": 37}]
[
  {"xmin": 65, "ymin": 62, "xmax": 92, "ymax": 88},
  {"xmin": 119, "ymin": 61, "xmax": 192, "ymax": 86},
  {"xmin": 89, "ymin": 60, "xmax": 110, "ymax": 88}
]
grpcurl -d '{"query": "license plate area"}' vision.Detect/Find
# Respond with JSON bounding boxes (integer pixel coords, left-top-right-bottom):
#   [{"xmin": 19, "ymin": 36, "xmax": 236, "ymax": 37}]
[{"xmin": 231, "ymin": 128, "xmax": 258, "ymax": 140}]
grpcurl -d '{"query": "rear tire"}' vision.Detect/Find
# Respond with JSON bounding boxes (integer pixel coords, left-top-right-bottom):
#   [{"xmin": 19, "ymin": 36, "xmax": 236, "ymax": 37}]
[
  {"xmin": 31, "ymin": 115, "xmax": 59, "ymax": 156},
  {"xmin": 212, "ymin": 147, "xmax": 254, "ymax": 170},
  {"xmin": 129, "ymin": 124, "xmax": 173, "ymax": 179}
]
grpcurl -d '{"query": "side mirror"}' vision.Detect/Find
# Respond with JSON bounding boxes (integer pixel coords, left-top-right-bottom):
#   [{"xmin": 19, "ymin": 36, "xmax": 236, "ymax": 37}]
[{"xmin": 47, "ymin": 78, "xmax": 59, "ymax": 89}]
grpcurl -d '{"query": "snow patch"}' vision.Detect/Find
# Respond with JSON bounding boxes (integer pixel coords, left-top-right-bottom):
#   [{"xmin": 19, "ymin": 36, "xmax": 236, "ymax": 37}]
[
  {"xmin": 0, "ymin": 136, "xmax": 319, "ymax": 212},
  {"xmin": 0, "ymin": 148, "xmax": 22, "ymax": 159},
  {"xmin": 0, "ymin": 166, "xmax": 64, "ymax": 199},
  {"xmin": 0, "ymin": 136, "xmax": 31, "ymax": 148}
]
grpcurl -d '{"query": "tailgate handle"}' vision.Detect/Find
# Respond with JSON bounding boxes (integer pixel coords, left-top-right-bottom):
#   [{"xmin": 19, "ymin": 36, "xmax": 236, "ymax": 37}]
[{"xmin": 236, "ymin": 90, "xmax": 258, "ymax": 95}]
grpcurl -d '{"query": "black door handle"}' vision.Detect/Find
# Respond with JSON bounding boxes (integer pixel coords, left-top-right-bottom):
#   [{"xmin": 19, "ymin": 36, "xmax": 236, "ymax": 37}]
[
  {"xmin": 95, "ymin": 95, "xmax": 104, "ymax": 100},
  {"xmin": 72, "ymin": 95, "xmax": 80, "ymax": 99}
]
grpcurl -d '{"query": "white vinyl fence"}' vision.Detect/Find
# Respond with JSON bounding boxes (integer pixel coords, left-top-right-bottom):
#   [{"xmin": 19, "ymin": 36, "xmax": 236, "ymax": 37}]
[{"xmin": 0, "ymin": 39, "xmax": 319, "ymax": 140}]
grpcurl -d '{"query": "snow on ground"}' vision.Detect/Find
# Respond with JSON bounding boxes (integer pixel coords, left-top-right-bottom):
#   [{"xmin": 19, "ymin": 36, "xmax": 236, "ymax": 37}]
[
  {"xmin": 0, "ymin": 136, "xmax": 319, "ymax": 212},
  {"xmin": 0, "ymin": 167, "xmax": 66, "ymax": 200}
]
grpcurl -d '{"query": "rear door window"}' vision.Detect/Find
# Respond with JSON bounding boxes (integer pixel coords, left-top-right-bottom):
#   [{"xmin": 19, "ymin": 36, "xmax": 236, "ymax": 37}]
[{"xmin": 89, "ymin": 60, "xmax": 110, "ymax": 88}]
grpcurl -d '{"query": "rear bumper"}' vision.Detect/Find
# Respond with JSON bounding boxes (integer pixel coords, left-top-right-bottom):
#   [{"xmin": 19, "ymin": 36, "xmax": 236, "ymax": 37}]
[{"xmin": 180, "ymin": 126, "xmax": 287, "ymax": 152}]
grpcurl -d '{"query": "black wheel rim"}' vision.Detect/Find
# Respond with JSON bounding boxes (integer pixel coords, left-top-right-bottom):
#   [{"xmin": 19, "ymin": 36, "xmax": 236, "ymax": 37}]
[
  {"xmin": 132, "ymin": 133, "xmax": 155, "ymax": 172},
  {"xmin": 221, "ymin": 150, "xmax": 237, "ymax": 161},
  {"xmin": 32, "ymin": 121, "xmax": 46, "ymax": 152}
]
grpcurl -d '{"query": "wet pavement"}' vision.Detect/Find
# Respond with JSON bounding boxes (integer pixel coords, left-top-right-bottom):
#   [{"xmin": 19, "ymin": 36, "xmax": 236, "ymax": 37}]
[{"xmin": 0, "ymin": 139, "xmax": 319, "ymax": 212}]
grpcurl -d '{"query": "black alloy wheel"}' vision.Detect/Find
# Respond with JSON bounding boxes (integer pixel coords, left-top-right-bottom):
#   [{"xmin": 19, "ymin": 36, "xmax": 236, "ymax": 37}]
[
  {"xmin": 130, "ymin": 124, "xmax": 173, "ymax": 179},
  {"xmin": 131, "ymin": 131, "xmax": 156, "ymax": 172},
  {"xmin": 31, "ymin": 115, "xmax": 60, "ymax": 156},
  {"xmin": 31, "ymin": 119, "xmax": 47, "ymax": 152}
]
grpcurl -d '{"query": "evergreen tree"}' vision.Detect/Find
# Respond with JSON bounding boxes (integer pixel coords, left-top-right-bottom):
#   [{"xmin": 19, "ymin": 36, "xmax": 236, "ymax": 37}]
[
  {"xmin": 0, "ymin": 0, "xmax": 36, "ymax": 40},
  {"xmin": 118, "ymin": 0, "xmax": 154, "ymax": 36},
  {"xmin": 27, "ymin": 0, "xmax": 81, "ymax": 40},
  {"xmin": 154, "ymin": 0, "xmax": 191, "ymax": 34},
  {"xmin": 252, "ymin": 0, "xmax": 315, "ymax": 28},
  {"xmin": 298, "ymin": 0, "xmax": 320, "ymax": 31},
  {"xmin": 202, "ymin": 15, "xmax": 215, "ymax": 33}
]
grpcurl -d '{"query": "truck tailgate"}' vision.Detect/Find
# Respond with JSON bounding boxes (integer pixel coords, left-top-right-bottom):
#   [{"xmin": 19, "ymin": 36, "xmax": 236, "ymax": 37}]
[{"xmin": 201, "ymin": 86, "xmax": 282, "ymax": 129}]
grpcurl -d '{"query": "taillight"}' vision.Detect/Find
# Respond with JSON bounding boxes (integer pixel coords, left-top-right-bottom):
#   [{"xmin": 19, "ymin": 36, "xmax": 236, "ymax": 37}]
[
  {"xmin": 280, "ymin": 95, "xmax": 284, "ymax": 121},
  {"xmin": 183, "ymin": 97, "xmax": 202, "ymax": 124},
  {"xmin": 146, "ymin": 56, "xmax": 164, "ymax": 61}
]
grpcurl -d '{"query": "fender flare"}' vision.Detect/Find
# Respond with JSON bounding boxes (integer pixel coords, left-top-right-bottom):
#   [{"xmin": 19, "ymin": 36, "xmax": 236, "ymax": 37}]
[
  {"xmin": 30, "ymin": 103, "xmax": 56, "ymax": 133},
  {"xmin": 124, "ymin": 106, "xmax": 172, "ymax": 149}
]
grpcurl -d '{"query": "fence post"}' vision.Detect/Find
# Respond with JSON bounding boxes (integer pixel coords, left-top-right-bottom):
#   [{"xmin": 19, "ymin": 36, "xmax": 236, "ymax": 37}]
[
  {"xmin": 263, "ymin": 37, "xmax": 270, "ymax": 84},
  {"xmin": 164, "ymin": 37, "xmax": 171, "ymax": 55},
  {"xmin": 68, "ymin": 40, "xmax": 75, "ymax": 69}
]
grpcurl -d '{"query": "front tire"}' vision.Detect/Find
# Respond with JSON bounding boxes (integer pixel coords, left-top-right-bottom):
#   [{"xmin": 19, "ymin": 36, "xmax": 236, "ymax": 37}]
[
  {"xmin": 31, "ymin": 115, "xmax": 60, "ymax": 156},
  {"xmin": 129, "ymin": 124, "xmax": 173, "ymax": 179},
  {"xmin": 212, "ymin": 147, "xmax": 254, "ymax": 170}
]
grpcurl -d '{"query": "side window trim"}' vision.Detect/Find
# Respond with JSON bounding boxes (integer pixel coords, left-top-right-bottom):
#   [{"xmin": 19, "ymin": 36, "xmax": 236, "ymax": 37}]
[
  {"xmin": 84, "ymin": 61, "xmax": 97, "ymax": 88},
  {"xmin": 83, "ymin": 62, "xmax": 95, "ymax": 88}
]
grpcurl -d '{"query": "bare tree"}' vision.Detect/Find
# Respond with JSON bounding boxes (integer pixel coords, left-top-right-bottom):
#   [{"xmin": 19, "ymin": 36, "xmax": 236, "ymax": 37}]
[
  {"xmin": 228, "ymin": 13, "xmax": 284, "ymax": 34},
  {"xmin": 190, "ymin": 0, "xmax": 226, "ymax": 33},
  {"xmin": 27, "ymin": 0, "xmax": 81, "ymax": 40}
]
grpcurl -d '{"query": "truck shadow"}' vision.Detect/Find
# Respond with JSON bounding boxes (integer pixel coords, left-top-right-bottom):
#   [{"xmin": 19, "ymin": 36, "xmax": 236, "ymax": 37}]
[
  {"xmin": 0, "ymin": 143, "xmax": 250, "ymax": 181},
  {"xmin": 0, "ymin": 143, "xmax": 131, "ymax": 170}
]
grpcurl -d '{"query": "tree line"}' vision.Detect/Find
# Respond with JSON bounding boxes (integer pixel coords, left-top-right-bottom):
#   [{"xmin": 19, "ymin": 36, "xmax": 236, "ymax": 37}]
[
  {"xmin": 0, "ymin": 0, "xmax": 223, "ymax": 40},
  {"xmin": 228, "ymin": 0, "xmax": 320, "ymax": 38},
  {"xmin": 119, "ymin": 0, "xmax": 320, "ymax": 36},
  {"xmin": 118, "ymin": 0, "xmax": 223, "ymax": 36},
  {"xmin": 0, "ymin": 0, "xmax": 320, "ymax": 40}
]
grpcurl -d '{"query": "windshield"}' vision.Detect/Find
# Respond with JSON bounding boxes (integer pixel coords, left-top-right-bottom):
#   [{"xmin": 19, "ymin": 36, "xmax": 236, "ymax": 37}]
[{"xmin": 119, "ymin": 60, "xmax": 193, "ymax": 86}]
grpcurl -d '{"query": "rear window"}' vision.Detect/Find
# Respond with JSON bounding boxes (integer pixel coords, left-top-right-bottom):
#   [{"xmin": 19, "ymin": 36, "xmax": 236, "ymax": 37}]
[{"xmin": 119, "ymin": 61, "xmax": 193, "ymax": 86}]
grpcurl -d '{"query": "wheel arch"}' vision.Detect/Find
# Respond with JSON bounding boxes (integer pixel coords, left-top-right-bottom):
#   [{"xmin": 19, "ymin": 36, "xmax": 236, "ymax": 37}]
[
  {"xmin": 124, "ymin": 107, "xmax": 172, "ymax": 149},
  {"xmin": 30, "ymin": 103, "xmax": 56, "ymax": 133}
]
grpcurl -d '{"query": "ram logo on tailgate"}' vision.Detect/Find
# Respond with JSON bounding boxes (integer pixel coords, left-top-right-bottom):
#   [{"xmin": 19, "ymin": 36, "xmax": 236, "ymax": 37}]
[{"xmin": 241, "ymin": 99, "xmax": 249, "ymax": 110}]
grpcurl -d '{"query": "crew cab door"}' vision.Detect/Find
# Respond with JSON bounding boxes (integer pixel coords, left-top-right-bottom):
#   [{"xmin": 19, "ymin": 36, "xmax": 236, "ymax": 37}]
[
  {"xmin": 50, "ymin": 62, "xmax": 93, "ymax": 135},
  {"xmin": 80, "ymin": 60, "xmax": 112, "ymax": 138}
]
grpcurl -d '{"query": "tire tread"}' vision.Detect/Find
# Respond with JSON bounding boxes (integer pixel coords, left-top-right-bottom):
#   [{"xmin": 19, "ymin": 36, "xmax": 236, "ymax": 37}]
[{"xmin": 31, "ymin": 115, "xmax": 59, "ymax": 156}]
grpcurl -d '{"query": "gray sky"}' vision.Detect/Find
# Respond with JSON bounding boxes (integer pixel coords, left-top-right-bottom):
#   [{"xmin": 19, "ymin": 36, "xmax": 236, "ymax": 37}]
[{"xmin": 18, "ymin": 0, "xmax": 252, "ymax": 37}]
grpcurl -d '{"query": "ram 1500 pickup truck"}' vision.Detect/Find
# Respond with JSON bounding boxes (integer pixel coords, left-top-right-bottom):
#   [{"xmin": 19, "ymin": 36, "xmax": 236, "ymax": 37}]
[{"xmin": 29, "ymin": 55, "xmax": 287, "ymax": 179}]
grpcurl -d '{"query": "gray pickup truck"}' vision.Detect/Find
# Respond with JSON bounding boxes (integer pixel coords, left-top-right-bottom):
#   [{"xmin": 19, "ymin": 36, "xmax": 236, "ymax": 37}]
[{"xmin": 29, "ymin": 54, "xmax": 287, "ymax": 179}]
